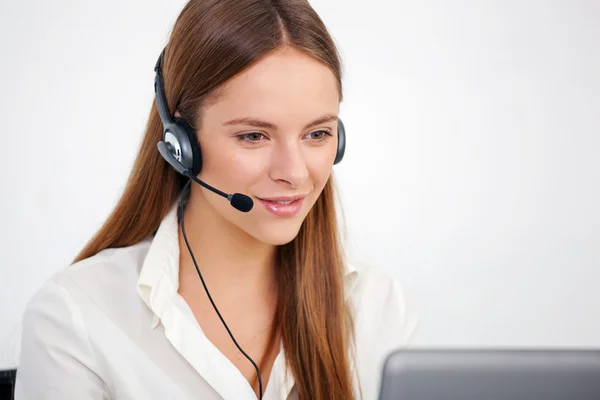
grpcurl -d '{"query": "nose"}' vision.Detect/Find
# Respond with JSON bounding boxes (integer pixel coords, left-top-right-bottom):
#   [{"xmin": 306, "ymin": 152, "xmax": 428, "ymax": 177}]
[{"xmin": 269, "ymin": 141, "xmax": 309, "ymax": 188}]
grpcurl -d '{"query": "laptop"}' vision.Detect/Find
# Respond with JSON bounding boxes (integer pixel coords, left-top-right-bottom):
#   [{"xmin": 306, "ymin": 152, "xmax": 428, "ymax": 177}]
[{"xmin": 378, "ymin": 349, "xmax": 600, "ymax": 400}]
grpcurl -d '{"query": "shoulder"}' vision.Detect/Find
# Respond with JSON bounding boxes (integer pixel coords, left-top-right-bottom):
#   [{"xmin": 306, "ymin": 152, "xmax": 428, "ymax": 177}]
[
  {"xmin": 347, "ymin": 263, "xmax": 405, "ymax": 303},
  {"xmin": 346, "ymin": 262, "xmax": 419, "ymax": 346},
  {"xmin": 14, "ymin": 242, "xmax": 152, "ymax": 398},
  {"xmin": 23, "ymin": 239, "xmax": 152, "ymax": 329},
  {"xmin": 45, "ymin": 239, "xmax": 150, "ymax": 295}
]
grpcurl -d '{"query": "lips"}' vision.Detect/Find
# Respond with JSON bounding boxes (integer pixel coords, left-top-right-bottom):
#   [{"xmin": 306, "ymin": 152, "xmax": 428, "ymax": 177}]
[{"xmin": 256, "ymin": 196, "xmax": 305, "ymax": 217}]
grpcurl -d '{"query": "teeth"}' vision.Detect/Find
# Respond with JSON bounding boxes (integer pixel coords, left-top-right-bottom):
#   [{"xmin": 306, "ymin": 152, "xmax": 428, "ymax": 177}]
[{"xmin": 274, "ymin": 200, "xmax": 293, "ymax": 205}]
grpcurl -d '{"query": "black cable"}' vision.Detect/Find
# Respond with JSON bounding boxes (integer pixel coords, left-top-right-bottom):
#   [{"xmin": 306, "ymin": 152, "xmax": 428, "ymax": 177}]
[{"xmin": 178, "ymin": 179, "xmax": 263, "ymax": 399}]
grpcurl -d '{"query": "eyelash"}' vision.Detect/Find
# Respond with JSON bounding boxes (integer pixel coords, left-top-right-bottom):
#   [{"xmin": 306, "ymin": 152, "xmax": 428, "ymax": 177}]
[{"xmin": 237, "ymin": 130, "xmax": 333, "ymax": 146}]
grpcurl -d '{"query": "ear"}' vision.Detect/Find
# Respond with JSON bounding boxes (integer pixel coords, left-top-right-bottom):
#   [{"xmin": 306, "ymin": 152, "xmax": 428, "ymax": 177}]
[{"xmin": 174, "ymin": 110, "xmax": 182, "ymax": 118}]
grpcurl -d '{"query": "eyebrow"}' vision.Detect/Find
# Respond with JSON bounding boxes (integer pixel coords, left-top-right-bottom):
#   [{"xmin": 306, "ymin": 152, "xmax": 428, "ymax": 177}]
[{"xmin": 222, "ymin": 113, "xmax": 338, "ymax": 131}]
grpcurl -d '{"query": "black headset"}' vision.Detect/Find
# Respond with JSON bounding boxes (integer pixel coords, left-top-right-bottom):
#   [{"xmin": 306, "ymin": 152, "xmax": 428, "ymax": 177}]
[{"xmin": 154, "ymin": 48, "xmax": 346, "ymax": 179}]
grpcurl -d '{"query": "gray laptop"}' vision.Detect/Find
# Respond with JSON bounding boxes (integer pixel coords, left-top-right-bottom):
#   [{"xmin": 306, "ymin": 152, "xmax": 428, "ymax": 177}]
[{"xmin": 379, "ymin": 349, "xmax": 600, "ymax": 400}]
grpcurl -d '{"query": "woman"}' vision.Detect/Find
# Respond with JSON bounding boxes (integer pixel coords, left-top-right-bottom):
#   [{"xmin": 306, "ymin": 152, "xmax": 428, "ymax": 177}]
[{"xmin": 15, "ymin": 0, "xmax": 417, "ymax": 399}]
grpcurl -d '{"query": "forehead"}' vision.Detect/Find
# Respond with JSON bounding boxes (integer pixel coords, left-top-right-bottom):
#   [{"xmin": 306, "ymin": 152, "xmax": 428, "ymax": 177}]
[{"xmin": 204, "ymin": 47, "xmax": 340, "ymax": 123}]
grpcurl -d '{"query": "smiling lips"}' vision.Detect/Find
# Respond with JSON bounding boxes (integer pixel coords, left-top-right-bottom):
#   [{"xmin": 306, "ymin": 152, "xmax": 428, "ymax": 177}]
[{"xmin": 256, "ymin": 196, "xmax": 306, "ymax": 216}]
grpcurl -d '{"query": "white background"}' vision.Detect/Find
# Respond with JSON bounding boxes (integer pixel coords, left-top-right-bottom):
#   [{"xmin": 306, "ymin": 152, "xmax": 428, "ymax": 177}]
[{"xmin": 1, "ymin": 0, "xmax": 599, "ymax": 369}]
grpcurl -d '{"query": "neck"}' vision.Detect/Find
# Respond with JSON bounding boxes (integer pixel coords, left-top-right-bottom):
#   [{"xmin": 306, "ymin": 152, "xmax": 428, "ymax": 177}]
[{"xmin": 177, "ymin": 188, "xmax": 277, "ymax": 300}]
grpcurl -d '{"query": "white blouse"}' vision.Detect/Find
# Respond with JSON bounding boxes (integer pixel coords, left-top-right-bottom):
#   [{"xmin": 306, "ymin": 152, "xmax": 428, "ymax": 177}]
[{"xmin": 14, "ymin": 200, "xmax": 418, "ymax": 399}]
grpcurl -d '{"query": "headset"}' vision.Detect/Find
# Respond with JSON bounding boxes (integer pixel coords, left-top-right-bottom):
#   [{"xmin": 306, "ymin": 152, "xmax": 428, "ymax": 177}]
[{"xmin": 153, "ymin": 47, "xmax": 347, "ymax": 399}]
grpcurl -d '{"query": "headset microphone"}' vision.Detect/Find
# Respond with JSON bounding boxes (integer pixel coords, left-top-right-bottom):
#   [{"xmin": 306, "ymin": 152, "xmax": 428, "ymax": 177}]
[{"xmin": 157, "ymin": 141, "xmax": 253, "ymax": 212}]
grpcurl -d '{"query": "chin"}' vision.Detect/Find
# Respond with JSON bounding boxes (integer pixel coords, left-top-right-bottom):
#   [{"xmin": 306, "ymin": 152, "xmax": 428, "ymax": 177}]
[{"xmin": 251, "ymin": 221, "xmax": 304, "ymax": 246}]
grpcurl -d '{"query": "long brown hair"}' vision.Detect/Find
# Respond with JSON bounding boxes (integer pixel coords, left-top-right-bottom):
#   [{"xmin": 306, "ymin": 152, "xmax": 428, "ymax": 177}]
[{"xmin": 73, "ymin": 0, "xmax": 356, "ymax": 398}]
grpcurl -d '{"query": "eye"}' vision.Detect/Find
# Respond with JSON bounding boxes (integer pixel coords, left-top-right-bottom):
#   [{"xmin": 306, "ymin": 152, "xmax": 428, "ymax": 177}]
[
  {"xmin": 305, "ymin": 130, "xmax": 332, "ymax": 142},
  {"xmin": 238, "ymin": 132, "xmax": 267, "ymax": 145}
]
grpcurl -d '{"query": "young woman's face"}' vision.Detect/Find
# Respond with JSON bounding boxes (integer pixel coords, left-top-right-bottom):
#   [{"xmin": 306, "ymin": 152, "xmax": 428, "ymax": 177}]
[{"xmin": 192, "ymin": 47, "xmax": 340, "ymax": 245}]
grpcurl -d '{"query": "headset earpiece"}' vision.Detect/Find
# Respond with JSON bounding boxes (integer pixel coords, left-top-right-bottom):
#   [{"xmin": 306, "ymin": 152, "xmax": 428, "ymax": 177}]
[
  {"xmin": 334, "ymin": 118, "xmax": 346, "ymax": 165},
  {"xmin": 161, "ymin": 122, "xmax": 200, "ymax": 176},
  {"xmin": 173, "ymin": 116, "xmax": 203, "ymax": 175}
]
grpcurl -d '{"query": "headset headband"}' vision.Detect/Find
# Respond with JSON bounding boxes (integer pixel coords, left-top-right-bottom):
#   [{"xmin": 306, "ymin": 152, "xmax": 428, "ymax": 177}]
[{"xmin": 153, "ymin": 48, "xmax": 174, "ymax": 125}]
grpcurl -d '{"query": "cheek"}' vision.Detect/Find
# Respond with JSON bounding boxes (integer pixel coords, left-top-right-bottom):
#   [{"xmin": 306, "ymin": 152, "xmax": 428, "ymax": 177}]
[
  {"xmin": 307, "ymin": 143, "xmax": 337, "ymax": 179},
  {"xmin": 199, "ymin": 138, "xmax": 266, "ymax": 191},
  {"xmin": 312, "ymin": 168, "xmax": 332, "ymax": 194},
  {"xmin": 307, "ymin": 157, "xmax": 334, "ymax": 195}
]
